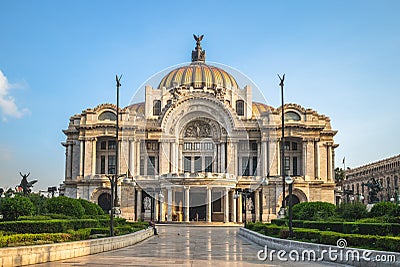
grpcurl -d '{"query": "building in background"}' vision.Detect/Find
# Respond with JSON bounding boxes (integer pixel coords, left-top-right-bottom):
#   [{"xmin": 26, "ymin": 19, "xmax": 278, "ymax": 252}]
[
  {"xmin": 60, "ymin": 37, "xmax": 338, "ymax": 222},
  {"xmin": 343, "ymin": 154, "xmax": 400, "ymax": 204}
]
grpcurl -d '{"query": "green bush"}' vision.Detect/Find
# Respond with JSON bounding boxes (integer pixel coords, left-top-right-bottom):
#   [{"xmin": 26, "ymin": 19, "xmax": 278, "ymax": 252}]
[
  {"xmin": 43, "ymin": 196, "xmax": 85, "ymax": 218},
  {"xmin": 370, "ymin": 202, "xmax": 398, "ymax": 218},
  {"xmin": 0, "ymin": 196, "xmax": 35, "ymax": 221},
  {"xmin": 292, "ymin": 202, "xmax": 336, "ymax": 221},
  {"xmin": 78, "ymin": 199, "xmax": 104, "ymax": 216},
  {"xmin": 336, "ymin": 203, "xmax": 368, "ymax": 221},
  {"xmin": 28, "ymin": 194, "xmax": 47, "ymax": 215}
]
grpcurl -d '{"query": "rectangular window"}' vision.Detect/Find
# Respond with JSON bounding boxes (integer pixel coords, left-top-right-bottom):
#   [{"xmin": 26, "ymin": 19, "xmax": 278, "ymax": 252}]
[
  {"xmin": 292, "ymin": 142, "xmax": 298, "ymax": 151},
  {"xmin": 147, "ymin": 156, "xmax": 156, "ymax": 175},
  {"xmin": 100, "ymin": 141, "xmax": 107, "ymax": 150},
  {"xmin": 236, "ymin": 100, "xmax": 244, "ymax": 116},
  {"xmin": 184, "ymin": 142, "xmax": 192, "ymax": 150},
  {"xmin": 242, "ymin": 157, "xmax": 250, "ymax": 176},
  {"xmin": 204, "ymin": 143, "xmax": 213, "ymax": 150},
  {"xmin": 284, "ymin": 156, "xmax": 290, "ymax": 173},
  {"xmin": 140, "ymin": 157, "xmax": 144, "ymax": 175},
  {"xmin": 251, "ymin": 141, "xmax": 258, "ymax": 151},
  {"xmin": 184, "ymin": 156, "xmax": 191, "ymax": 173},
  {"xmin": 194, "ymin": 142, "xmax": 201, "ymax": 150},
  {"xmin": 284, "ymin": 141, "xmax": 290, "ymax": 151},
  {"xmin": 194, "ymin": 156, "xmax": 202, "ymax": 172},
  {"xmin": 205, "ymin": 157, "xmax": 213, "ymax": 172},
  {"xmin": 108, "ymin": 141, "xmax": 116, "ymax": 150},
  {"xmin": 252, "ymin": 156, "xmax": 258, "ymax": 176},
  {"xmin": 293, "ymin": 156, "xmax": 298, "ymax": 176},
  {"xmin": 108, "ymin": 155, "xmax": 116, "ymax": 174},
  {"xmin": 100, "ymin": 156, "xmax": 106, "ymax": 174}
]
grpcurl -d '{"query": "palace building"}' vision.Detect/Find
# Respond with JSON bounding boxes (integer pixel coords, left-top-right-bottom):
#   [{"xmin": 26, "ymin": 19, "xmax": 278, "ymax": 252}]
[
  {"xmin": 343, "ymin": 154, "xmax": 400, "ymax": 204},
  {"xmin": 61, "ymin": 36, "xmax": 338, "ymax": 222}
]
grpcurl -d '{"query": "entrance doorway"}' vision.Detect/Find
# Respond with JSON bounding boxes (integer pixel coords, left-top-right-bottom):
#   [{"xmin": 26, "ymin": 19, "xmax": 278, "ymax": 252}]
[
  {"xmin": 98, "ymin": 193, "xmax": 111, "ymax": 213},
  {"xmin": 189, "ymin": 192, "xmax": 206, "ymax": 221}
]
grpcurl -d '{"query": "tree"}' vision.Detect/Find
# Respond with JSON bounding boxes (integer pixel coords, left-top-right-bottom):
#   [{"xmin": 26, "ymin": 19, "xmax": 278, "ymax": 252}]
[{"xmin": 334, "ymin": 167, "xmax": 345, "ymax": 185}]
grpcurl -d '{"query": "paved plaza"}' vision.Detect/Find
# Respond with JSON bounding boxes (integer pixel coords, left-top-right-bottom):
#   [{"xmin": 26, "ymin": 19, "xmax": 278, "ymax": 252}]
[{"xmin": 32, "ymin": 225, "xmax": 343, "ymax": 267}]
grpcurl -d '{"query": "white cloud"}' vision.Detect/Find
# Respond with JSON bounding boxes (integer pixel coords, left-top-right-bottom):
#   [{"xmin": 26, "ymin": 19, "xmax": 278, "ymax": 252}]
[{"xmin": 0, "ymin": 70, "xmax": 29, "ymax": 121}]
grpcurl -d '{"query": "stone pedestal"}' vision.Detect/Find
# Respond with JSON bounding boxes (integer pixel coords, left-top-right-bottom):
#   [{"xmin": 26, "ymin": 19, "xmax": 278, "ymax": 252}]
[{"xmin": 144, "ymin": 209, "xmax": 151, "ymax": 221}]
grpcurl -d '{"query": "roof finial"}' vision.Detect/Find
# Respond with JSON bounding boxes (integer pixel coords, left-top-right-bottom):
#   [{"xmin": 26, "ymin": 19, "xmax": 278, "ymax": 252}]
[{"xmin": 192, "ymin": 34, "xmax": 206, "ymax": 62}]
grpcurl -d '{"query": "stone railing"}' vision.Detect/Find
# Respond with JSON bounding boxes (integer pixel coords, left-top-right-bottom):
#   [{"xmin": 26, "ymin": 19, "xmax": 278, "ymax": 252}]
[{"xmin": 0, "ymin": 228, "xmax": 153, "ymax": 267}]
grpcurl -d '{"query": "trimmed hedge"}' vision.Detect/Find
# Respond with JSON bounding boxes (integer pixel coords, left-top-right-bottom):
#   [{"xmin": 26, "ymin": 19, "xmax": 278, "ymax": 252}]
[
  {"xmin": 43, "ymin": 196, "xmax": 85, "ymax": 218},
  {"xmin": 0, "ymin": 229, "xmax": 91, "ymax": 248},
  {"xmin": 270, "ymin": 219, "xmax": 400, "ymax": 236},
  {"xmin": 0, "ymin": 219, "xmax": 100, "ymax": 234},
  {"xmin": 246, "ymin": 223, "xmax": 400, "ymax": 252}
]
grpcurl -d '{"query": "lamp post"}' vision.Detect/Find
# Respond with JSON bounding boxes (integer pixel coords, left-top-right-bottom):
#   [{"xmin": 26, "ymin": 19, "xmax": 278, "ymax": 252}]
[
  {"xmin": 278, "ymin": 74, "xmax": 286, "ymax": 217},
  {"xmin": 285, "ymin": 175, "xmax": 294, "ymax": 238},
  {"xmin": 106, "ymin": 173, "xmax": 129, "ymax": 236},
  {"xmin": 233, "ymin": 178, "xmax": 268, "ymax": 227}
]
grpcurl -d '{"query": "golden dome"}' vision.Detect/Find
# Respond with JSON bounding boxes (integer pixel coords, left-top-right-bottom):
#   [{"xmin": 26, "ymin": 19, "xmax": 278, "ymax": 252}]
[{"xmin": 158, "ymin": 62, "xmax": 239, "ymax": 90}]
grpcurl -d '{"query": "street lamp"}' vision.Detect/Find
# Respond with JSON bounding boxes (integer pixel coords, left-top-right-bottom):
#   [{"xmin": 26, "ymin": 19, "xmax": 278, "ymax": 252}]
[
  {"xmin": 233, "ymin": 178, "xmax": 269, "ymax": 228},
  {"xmin": 285, "ymin": 175, "xmax": 294, "ymax": 238},
  {"xmin": 234, "ymin": 189, "xmax": 252, "ymax": 228},
  {"xmin": 278, "ymin": 74, "xmax": 286, "ymax": 217},
  {"xmin": 106, "ymin": 172, "xmax": 128, "ymax": 236}
]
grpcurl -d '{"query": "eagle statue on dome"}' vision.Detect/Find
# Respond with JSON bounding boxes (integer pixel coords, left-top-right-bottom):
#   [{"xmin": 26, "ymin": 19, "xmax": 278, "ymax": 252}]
[{"xmin": 193, "ymin": 34, "xmax": 204, "ymax": 46}]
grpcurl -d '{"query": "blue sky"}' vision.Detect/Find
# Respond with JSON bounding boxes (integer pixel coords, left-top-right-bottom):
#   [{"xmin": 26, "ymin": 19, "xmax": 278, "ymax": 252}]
[{"xmin": 0, "ymin": 0, "xmax": 399, "ymax": 191}]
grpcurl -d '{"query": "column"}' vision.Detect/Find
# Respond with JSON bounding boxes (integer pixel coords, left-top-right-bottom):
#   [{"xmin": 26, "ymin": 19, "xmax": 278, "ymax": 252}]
[
  {"xmin": 79, "ymin": 139, "xmax": 84, "ymax": 177},
  {"xmin": 231, "ymin": 190, "xmax": 237, "ymax": 223},
  {"xmin": 185, "ymin": 187, "xmax": 190, "ymax": 222},
  {"xmin": 159, "ymin": 141, "xmax": 170, "ymax": 174},
  {"xmin": 66, "ymin": 144, "xmax": 72, "ymax": 179},
  {"xmin": 129, "ymin": 140, "xmax": 135, "ymax": 176},
  {"xmin": 233, "ymin": 142, "xmax": 238, "ymax": 176},
  {"xmin": 227, "ymin": 139, "xmax": 234, "ymax": 174},
  {"xmin": 224, "ymin": 188, "xmax": 229, "ymax": 222},
  {"xmin": 206, "ymin": 187, "xmax": 212, "ymax": 222},
  {"xmin": 221, "ymin": 142, "xmax": 226, "ymax": 173},
  {"xmin": 302, "ymin": 140, "xmax": 308, "ymax": 180},
  {"xmin": 178, "ymin": 143, "xmax": 183, "ymax": 173},
  {"xmin": 257, "ymin": 141, "xmax": 261, "ymax": 176},
  {"xmin": 167, "ymin": 188, "xmax": 173, "ymax": 221},
  {"xmin": 136, "ymin": 188, "xmax": 142, "ymax": 221},
  {"xmin": 170, "ymin": 142, "xmax": 176, "ymax": 173},
  {"xmin": 261, "ymin": 140, "xmax": 267, "ymax": 177},
  {"xmin": 154, "ymin": 194, "xmax": 159, "ymax": 222},
  {"xmin": 237, "ymin": 193, "xmax": 243, "ymax": 223},
  {"xmin": 135, "ymin": 140, "xmax": 141, "ymax": 176},
  {"xmin": 160, "ymin": 190, "xmax": 165, "ymax": 221},
  {"xmin": 327, "ymin": 144, "xmax": 333, "ymax": 182},
  {"xmin": 314, "ymin": 140, "xmax": 320, "ymax": 179},
  {"xmin": 217, "ymin": 143, "xmax": 221, "ymax": 173},
  {"xmin": 255, "ymin": 189, "xmax": 260, "ymax": 222},
  {"xmin": 91, "ymin": 139, "xmax": 96, "ymax": 175}
]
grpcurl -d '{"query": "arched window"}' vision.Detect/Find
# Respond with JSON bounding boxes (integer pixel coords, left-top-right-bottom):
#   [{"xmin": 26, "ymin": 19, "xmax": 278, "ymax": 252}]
[
  {"xmin": 285, "ymin": 111, "xmax": 301, "ymax": 121},
  {"xmin": 236, "ymin": 100, "xmax": 244, "ymax": 116},
  {"xmin": 153, "ymin": 100, "xmax": 161, "ymax": 116},
  {"xmin": 98, "ymin": 111, "xmax": 116, "ymax": 121}
]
